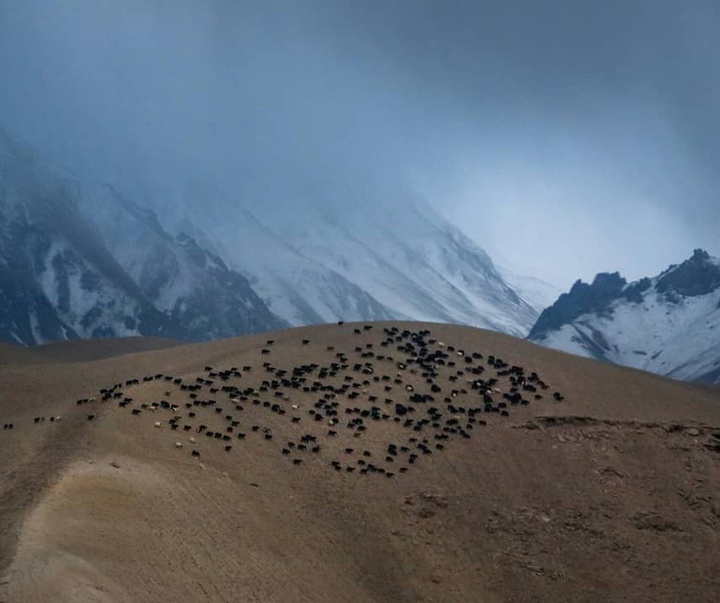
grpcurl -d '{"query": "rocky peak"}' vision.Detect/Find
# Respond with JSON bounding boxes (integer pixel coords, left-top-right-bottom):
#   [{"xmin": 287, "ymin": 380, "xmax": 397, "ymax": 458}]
[
  {"xmin": 528, "ymin": 272, "xmax": 626, "ymax": 339},
  {"xmin": 656, "ymin": 248, "xmax": 720, "ymax": 298}
]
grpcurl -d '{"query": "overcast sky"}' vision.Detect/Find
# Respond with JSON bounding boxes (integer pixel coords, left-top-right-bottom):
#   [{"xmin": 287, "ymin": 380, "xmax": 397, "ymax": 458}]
[{"xmin": 0, "ymin": 1, "xmax": 718, "ymax": 288}]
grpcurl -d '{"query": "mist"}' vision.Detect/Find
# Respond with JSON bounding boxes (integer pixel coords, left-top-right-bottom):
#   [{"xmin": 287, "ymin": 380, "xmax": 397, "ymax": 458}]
[{"xmin": 1, "ymin": 0, "xmax": 718, "ymax": 289}]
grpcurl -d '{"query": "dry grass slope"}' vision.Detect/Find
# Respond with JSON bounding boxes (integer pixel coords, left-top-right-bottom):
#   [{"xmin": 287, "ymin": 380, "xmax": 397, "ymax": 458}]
[{"xmin": 1, "ymin": 322, "xmax": 719, "ymax": 602}]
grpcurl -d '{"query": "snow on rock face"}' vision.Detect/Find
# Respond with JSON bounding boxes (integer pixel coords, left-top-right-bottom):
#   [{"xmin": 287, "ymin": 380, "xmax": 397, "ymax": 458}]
[
  {"xmin": 0, "ymin": 127, "xmax": 284, "ymax": 345},
  {"xmin": 78, "ymin": 184, "xmax": 287, "ymax": 340},
  {"xmin": 0, "ymin": 183, "xmax": 177, "ymax": 345},
  {"xmin": 153, "ymin": 191, "xmax": 398, "ymax": 327},
  {"xmin": 528, "ymin": 272, "xmax": 628, "ymax": 339},
  {"xmin": 529, "ymin": 249, "xmax": 720, "ymax": 384},
  {"xmin": 0, "ymin": 126, "xmax": 172, "ymax": 344},
  {"xmin": 159, "ymin": 185, "xmax": 537, "ymax": 336},
  {"xmin": 1, "ymin": 122, "xmax": 540, "ymax": 343},
  {"xmin": 496, "ymin": 267, "xmax": 562, "ymax": 315},
  {"xmin": 291, "ymin": 201, "xmax": 540, "ymax": 337}
]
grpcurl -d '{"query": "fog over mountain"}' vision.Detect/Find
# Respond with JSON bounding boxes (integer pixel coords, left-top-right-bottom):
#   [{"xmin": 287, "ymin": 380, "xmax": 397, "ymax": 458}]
[{"xmin": 1, "ymin": 1, "xmax": 719, "ymax": 289}]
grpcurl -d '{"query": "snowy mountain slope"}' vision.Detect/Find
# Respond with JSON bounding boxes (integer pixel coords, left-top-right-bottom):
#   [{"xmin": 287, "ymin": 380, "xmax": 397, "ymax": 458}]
[
  {"xmin": 153, "ymin": 179, "xmax": 538, "ymax": 336},
  {"xmin": 1, "ymin": 123, "xmax": 542, "ymax": 341},
  {"xmin": 497, "ymin": 266, "xmax": 562, "ymax": 313},
  {"xmin": 528, "ymin": 249, "xmax": 720, "ymax": 384},
  {"xmin": 0, "ymin": 126, "xmax": 284, "ymax": 345},
  {"xmin": 263, "ymin": 198, "xmax": 538, "ymax": 336},
  {"xmin": 77, "ymin": 184, "xmax": 287, "ymax": 339},
  {"xmin": 149, "ymin": 180, "xmax": 402, "ymax": 326},
  {"xmin": 0, "ymin": 127, "xmax": 178, "ymax": 344},
  {"xmin": 186, "ymin": 208, "xmax": 396, "ymax": 326}
]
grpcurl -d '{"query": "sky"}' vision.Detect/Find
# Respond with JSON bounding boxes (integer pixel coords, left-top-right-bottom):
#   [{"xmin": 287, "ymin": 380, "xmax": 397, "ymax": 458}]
[{"xmin": 0, "ymin": 0, "xmax": 718, "ymax": 289}]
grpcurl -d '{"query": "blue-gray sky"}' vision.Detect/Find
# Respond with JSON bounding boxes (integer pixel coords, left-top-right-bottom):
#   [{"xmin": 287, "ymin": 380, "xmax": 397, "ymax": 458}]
[{"xmin": 0, "ymin": 0, "xmax": 718, "ymax": 288}]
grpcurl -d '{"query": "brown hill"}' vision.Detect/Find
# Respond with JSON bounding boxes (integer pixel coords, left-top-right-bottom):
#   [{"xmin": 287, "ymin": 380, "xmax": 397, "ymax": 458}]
[
  {"xmin": 30, "ymin": 336, "xmax": 184, "ymax": 363},
  {"xmin": 0, "ymin": 342, "xmax": 44, "ymax": 366},
  {"xmin": 1, "ymin": 322, "xmax": 719, "ymax": 602}
]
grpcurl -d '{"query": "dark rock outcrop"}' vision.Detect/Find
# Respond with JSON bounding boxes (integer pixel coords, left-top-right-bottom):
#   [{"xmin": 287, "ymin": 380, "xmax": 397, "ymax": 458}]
[{"xmin": 528, "ymin": 272, "xmax": 626, "ymax": 339}]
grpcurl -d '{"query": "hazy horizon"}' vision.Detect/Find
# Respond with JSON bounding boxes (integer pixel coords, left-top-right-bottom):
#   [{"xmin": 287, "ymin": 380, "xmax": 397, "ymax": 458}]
[{"xmin": 1, "ymin": 1, "xmax": 718, "ymax": 290}]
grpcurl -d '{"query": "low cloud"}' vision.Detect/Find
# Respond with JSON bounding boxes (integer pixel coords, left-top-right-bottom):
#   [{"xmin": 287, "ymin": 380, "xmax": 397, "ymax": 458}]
[{"xmin": 0, "ymin": 1, "xmax": 717, "ymax": 288}]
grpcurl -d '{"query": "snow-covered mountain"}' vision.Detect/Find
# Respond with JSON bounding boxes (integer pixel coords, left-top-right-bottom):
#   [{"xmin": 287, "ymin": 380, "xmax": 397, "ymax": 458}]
[
  {"xmin": 154, "ymin": 189, "xmax": 397, "ymax": 327},
  {"xmin": 0, "ymin": 126, "xmax": 285, "ymax": 345},
  {"xmin": 152, "ymin": 179, "xmax": 539, "ymax": 336},
  {"xmin": 0, "ymin": 124, "xmax": 541, "ymax": 344},
  {"xmin": 267, "ymin": 199, "xmax": 538, "ymax": 336},
  {"xmin": 497, "ymin": 266, "xmax": 561, "ymax": 314},
  {"xmin": 528, "ymin": 249, "xmax": 720, "ymax": 384},
  {"xmin": 76, "ymin": 183, "xmax": 287, "ymax": 341}
]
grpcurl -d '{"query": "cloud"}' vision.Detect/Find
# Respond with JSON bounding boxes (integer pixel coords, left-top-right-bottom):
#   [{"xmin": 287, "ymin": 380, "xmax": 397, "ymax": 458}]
[{"xmin": 0, "ymin": 1, "xmax": 718, "ymax": 288}]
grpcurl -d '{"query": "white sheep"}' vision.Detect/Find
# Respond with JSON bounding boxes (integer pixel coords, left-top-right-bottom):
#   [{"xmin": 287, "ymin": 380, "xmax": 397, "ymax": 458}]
[
  {"xmin": 154, "ymin": 421, "xmax": 162, "ymax": 428},
  {"xmin": 175, "ymin": 442, "xmax": 183, "ymax": 448}
]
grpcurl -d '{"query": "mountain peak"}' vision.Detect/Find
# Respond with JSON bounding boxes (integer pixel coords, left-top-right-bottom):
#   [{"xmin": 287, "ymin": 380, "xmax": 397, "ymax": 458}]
[
  {"xmin": 528, "ymin": 271, "xmax": 626, "ymax": 339},
  {"xmin": 528, "ymin": 249, "xmax": 720, "ymax": 384},
  {"xmin": 657, "ymin": 248, "xmax": 720, "ymax": 298}
]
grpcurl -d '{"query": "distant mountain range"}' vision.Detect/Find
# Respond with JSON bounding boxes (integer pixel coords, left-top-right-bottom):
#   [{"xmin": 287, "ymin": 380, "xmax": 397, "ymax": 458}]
[
  {"xmin": 0, "ymin": 125, "xmax": 542, "ymax": 345},
  {"xmin": 4, "ymin": 125, "xmax": 719, "ymax": 388},
  {"xmin": 528, "ymin": 249, "xmax": 720, "ymax": 384}
]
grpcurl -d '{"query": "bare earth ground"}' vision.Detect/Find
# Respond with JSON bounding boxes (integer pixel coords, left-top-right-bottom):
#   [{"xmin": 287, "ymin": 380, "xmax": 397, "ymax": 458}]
[{"xmin": 0, "ymin": 321, "xmax": 718, "ymax": 602}]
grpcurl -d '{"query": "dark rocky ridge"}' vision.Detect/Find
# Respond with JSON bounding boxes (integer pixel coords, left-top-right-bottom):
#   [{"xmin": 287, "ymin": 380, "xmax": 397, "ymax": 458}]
[
  {"xmin": 528, "ymin": 272, "xmax": 627, "ymax": 339},
  {"xmin": 657, "ymin": 249, "xmax": 720, "ymax": 299},
  {"xmin": 529, "ymin": 249, "xmax": 720, "ymax": 341}
]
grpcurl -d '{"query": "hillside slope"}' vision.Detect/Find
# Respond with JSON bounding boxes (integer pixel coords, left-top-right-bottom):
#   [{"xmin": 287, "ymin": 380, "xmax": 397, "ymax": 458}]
[{"xmin": 1, "ymin": 322, "xmax": 719, "ymax": 602}]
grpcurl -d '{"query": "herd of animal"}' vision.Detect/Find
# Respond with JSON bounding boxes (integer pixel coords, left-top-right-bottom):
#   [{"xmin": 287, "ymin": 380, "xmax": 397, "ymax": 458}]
[{"xmin": 2, "ymin": 324, "xmax": 566, "ymax": 476}]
